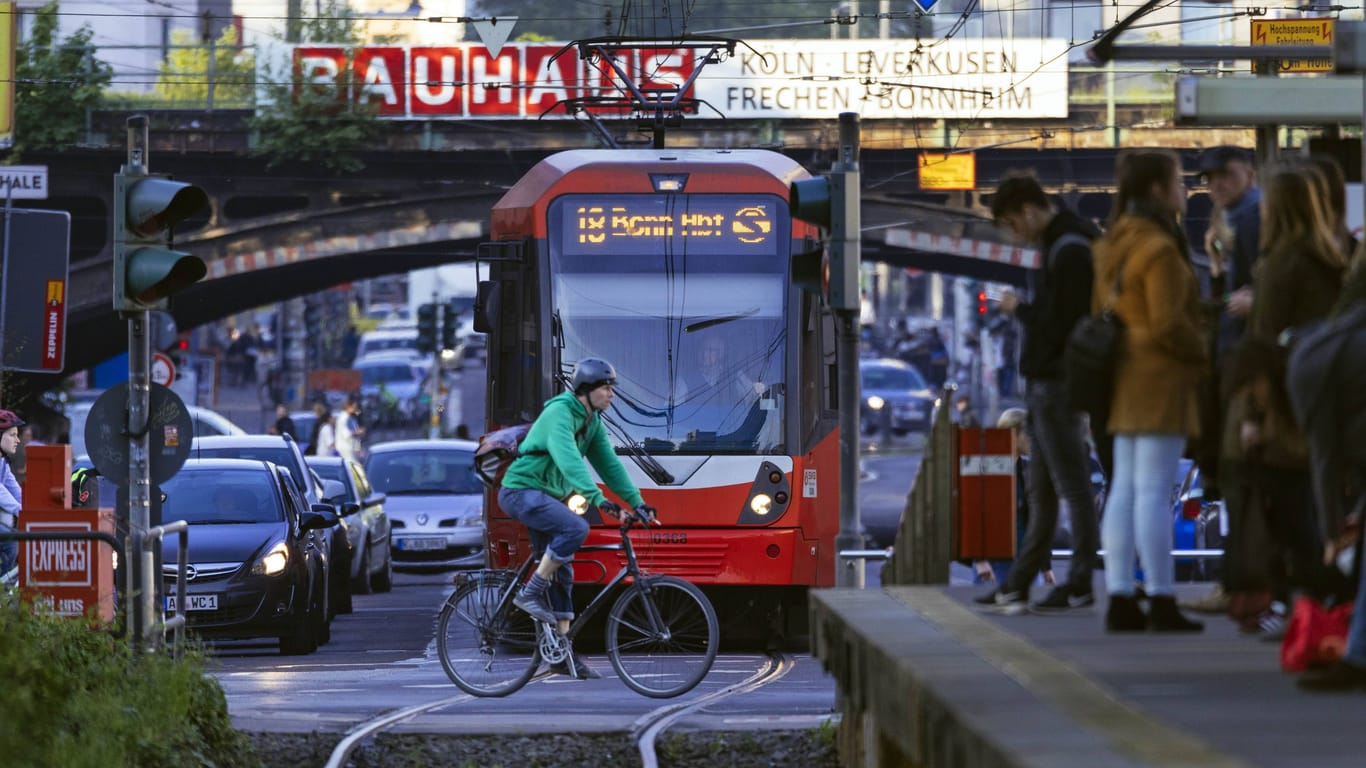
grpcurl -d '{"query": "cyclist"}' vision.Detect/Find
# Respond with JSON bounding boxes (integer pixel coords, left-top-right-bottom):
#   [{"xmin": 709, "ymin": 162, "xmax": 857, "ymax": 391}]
[{"xmin": 500, "ymin": 357, "xmax": 656, "ymax": 680}]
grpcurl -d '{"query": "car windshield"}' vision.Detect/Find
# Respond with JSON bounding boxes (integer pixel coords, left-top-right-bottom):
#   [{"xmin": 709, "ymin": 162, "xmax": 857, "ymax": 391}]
[
  {"xmin": 193, "ymin": 446, "xmax": 305, "ymax": 493},
  {"xmin": 161, "ymin": 469, "xmax": 285, "ymax": 524},
  {"xmin": 367, "ymin": 449, "xmax": 481, "ymax": 495},
  {"xmin": 862, "ymin": 365, "xmax": 928, "ymax": 391}
]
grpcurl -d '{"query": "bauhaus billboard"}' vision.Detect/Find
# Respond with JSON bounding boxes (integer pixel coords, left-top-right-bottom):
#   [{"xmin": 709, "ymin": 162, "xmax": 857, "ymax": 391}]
[{"xmin": 286, "ymin": 39, "xmax": 1069, "ymax": 121}]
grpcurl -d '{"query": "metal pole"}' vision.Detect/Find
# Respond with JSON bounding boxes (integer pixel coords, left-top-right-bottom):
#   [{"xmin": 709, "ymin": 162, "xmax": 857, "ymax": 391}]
[
  {"xmin": 128, "ymin": 311, "xmax": 154, "ymax": 650},
  {"xmin": 834, "ymin": 112, "xmax": 863, "ymax": 588},
  {"xmin": 124, "ymin": 115, "xmax": 158, "ymax": 652},
  {"xmin": 0, "ymin": 184, "xmax": 14, "ymax": 373}
]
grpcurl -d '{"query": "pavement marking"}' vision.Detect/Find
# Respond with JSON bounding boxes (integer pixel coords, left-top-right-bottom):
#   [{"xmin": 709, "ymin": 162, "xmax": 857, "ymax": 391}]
[{"xmin": 888, "ymin": 588, "xmax": 1249, "ymax": 768}]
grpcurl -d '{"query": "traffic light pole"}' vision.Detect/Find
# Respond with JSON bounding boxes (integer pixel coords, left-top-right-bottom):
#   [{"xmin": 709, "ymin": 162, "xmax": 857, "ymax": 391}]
[
  {"xmin": 123, "ymin": 116, "xmax": 158, "ymax": 651},
  {"xmin": 833, "ymin": 112, "xmax": 864, "ymax": 589}
]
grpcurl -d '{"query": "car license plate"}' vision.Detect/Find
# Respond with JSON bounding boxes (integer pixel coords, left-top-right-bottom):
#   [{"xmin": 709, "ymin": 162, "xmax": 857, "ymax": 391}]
[
  {"xmin": 400, "ymin": 537, "xmax": 446, "ymax": 551},
  {"xmin": 166, "ymin": 594, "xmax": 218, "ymax": 612}
]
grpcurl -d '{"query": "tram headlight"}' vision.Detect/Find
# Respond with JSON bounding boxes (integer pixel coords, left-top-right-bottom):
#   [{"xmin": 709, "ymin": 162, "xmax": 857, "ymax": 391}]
[
  {"xmin": 567, "ymin": 494, "xmax": 589, "ymax": 515},
  {"xmin": 750, "ymin": 493, "xmax": 773, "ymax": 516},
  {"xmin": 867, "ymin": 395, "xmax": 885, "ymax": 410}
]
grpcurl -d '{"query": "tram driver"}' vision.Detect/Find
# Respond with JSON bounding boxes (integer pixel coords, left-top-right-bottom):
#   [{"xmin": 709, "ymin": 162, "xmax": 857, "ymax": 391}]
[{"xmin": 680, "ymin": 332, "xmax": 778, "ymax": 448}]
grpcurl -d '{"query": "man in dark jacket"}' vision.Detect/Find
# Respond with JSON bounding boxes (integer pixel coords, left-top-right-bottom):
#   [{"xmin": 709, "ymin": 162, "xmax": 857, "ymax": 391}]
[{"xmin": 982, "ymin": 172, "xmax": 1102, "ymax": 614}]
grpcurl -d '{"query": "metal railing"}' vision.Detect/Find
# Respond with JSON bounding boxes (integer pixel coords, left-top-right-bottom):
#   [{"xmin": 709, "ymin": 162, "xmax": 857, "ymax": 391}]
[
  {"xmin": 840, "ymin": 546, "xmax": 1227, "ymax": 574},
  {"xmin": 144, "ymin": 520, "xmax": 190, "ymax": 656}
]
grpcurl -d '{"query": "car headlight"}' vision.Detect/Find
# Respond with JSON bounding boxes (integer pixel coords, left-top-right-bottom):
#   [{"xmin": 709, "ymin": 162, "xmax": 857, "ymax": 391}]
[
  {"xmin": 567, "ymin": 494, "xmax": 588, "ymax": 515},
  {"xmin": 462, "ymin": 513, "xmax": 482, "ymax": 527},
  {"xmin": 251, "ymin": 542, "xmax": 289, "ymax": 577},
  {"xmin": 866, "ymin": 395, "xmax": 885, "ymax": 410}
]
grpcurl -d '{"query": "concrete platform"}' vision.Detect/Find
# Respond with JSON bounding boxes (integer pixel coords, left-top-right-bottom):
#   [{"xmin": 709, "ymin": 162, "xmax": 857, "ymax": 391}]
[{"xmin": 811, "ymin": 582, "xmax": 1366, "ymax": 767}]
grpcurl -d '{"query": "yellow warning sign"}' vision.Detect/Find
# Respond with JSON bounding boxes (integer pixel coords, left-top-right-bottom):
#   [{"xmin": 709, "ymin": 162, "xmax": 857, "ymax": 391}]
[
  {"xmin": 1251, "ymin": 19, "xmax": 1333, "ymax": 74},
  {"xmin": 919, "ymin": 152, "xmax": 976, "ymax": 191}
]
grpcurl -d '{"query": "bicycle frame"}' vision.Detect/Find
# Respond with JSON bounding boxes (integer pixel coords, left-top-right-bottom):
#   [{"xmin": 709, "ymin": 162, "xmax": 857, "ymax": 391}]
[{"xmin": 460, "ymin": 519, "xmax": 661, "ymax": 642}]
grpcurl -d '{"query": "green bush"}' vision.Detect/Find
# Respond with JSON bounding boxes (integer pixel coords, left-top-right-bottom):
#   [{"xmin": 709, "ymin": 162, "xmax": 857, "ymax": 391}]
[{"xmin": 0, "ymin": 594, "xmax": 260, "ymax": 768}]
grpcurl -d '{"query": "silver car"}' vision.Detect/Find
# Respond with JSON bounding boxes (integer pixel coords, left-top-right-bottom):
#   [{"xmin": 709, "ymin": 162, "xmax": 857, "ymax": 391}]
[
  {"xmin": 364, "ymin": 439, "xmax": 484, "ymax": 570},
  {"xmin": 307, "ymin": 456, "xmax": 394, "ymax": 593}
]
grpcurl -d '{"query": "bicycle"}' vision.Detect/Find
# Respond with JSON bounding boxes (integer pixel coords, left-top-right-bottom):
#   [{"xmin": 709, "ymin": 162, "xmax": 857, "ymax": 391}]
[{"xmin": 436, "ymin": 509, "xmax": 719, "ymax": 698}]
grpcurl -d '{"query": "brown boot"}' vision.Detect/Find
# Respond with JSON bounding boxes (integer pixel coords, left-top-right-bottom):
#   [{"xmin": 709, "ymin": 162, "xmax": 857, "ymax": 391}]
[
  {"xmin": 1147, "ymin": 595, "xmax": 1204, "ymax": 632},
  {"xmin": 1105, "ymin": 594, "xmax": 1147, "ymax": 632}
]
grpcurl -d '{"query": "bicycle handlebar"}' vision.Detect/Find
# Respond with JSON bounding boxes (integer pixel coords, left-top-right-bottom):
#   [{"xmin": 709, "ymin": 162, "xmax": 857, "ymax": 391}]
[{"xmin": 619, "ymin": 506, "xmax": 661, "ymax": 529}]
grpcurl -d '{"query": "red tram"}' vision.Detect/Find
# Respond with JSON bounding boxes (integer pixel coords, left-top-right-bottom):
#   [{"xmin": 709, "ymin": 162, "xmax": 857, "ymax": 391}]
[{"xmin": 475, "ymin": 149, "xmax": 842, "ymax": 642}]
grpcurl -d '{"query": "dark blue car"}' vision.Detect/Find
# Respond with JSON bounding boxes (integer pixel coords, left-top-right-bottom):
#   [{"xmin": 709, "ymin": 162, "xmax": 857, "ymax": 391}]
[{"xmin": 159, "ymin": 458, "xmax": 338, "ymax": 655}]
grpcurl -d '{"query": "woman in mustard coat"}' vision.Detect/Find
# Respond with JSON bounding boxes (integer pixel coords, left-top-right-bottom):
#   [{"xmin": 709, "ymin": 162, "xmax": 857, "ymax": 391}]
[{"xmin": 1093, "ymin": 150, "xmax": 1208, "ymax": 632}]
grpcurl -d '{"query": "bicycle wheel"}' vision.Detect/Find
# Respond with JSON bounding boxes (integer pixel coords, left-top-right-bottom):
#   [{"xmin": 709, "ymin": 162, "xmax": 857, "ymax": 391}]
[
  {"xmin": 605, "ymin": 575, "xmax": 719, "ymax": 698},
  {"xmin": 437, "ymin": 571, "xmax": 540, "ymax": 697}
]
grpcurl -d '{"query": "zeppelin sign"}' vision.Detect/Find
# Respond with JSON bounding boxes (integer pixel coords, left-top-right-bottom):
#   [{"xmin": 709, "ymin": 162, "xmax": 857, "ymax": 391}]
[{"xmin": 287, "ymin": 39, "xmax": 1069, "ymax": 121}]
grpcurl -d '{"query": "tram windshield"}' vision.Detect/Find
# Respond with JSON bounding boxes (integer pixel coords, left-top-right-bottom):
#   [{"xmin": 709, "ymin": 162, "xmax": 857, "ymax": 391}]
[{"xmin": 549, "ymin": 194, "xmax": 788, "ymax": 454}]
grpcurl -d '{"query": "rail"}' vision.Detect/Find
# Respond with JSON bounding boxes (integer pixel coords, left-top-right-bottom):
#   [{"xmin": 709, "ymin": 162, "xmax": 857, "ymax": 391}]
[
  {"xmin": 840, "ymin": 546, "xmax": 1226, "ymax": 572},
  {"xmin": 143, "ymin": 520, "xmax": 190, "ymax": 656}
]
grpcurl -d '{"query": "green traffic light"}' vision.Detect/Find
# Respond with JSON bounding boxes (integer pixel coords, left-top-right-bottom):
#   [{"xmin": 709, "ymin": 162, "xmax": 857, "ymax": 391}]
[{"xmin": 114, "ymin": 170, "xmax": 209, "ymax": 311}]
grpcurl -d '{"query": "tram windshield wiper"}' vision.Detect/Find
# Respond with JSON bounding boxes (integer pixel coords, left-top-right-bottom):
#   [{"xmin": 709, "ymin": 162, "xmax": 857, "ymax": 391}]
[{"xmin": 684, "ymin": 308, "xmax": 759, "ymax": 334}]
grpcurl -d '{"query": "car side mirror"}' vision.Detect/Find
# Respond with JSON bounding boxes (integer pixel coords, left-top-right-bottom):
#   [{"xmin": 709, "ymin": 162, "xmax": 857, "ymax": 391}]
[
  {"xmin": 301, "ymin": 507, "xmax": 340, "ymax": 530},
  {"xmin": 341, "ymin": 502, "xmax": 361, "ymax": 516},
  {"xmin": 321, "ymin": 479, "xmax": 346, "ymax": 504}
]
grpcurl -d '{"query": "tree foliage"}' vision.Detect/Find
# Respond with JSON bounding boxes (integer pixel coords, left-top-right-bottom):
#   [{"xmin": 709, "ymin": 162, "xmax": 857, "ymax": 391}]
[
  {"xmin": 153, "ymin": 27, "xmax": 256, "ymax": 107},
  {"xmin": 249, "ymin": 0, "xmax": 385, "ymax": 175},
  {"xmin": 11, "ymin": 1, "xmax": 112, "ymax": 155}
]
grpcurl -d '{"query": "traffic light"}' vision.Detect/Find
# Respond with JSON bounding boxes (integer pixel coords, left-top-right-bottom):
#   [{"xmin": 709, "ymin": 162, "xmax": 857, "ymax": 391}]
[
  {"xmin": 113, "ymin": 170, "xmax": 209, "ymax": 311},
  {"xmin": 789, "ymin": 168, "xmax": 859, "ymax": 311},
  {"xmin": 977, "ymin": 290, "xmax": 989, "ymax": 317},
  {"xmin": 440, "ymin": 302, "xmax": 458, "ymax": 351},
  {"xmin": 416, "ymin": 302, "xmax": 438, "ymax": 354}
]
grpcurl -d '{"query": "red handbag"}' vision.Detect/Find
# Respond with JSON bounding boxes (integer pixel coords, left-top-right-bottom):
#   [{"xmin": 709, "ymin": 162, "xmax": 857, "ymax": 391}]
[{"xmin": 1280, "ymin": 596, "xmax": 1353, "ymax": 673}]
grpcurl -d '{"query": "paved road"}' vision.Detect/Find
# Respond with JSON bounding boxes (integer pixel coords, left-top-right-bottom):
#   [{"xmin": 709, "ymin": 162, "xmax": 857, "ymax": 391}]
[{"xmin": 212, "ymin": 571, "xmax": 837, "ymax": 735}]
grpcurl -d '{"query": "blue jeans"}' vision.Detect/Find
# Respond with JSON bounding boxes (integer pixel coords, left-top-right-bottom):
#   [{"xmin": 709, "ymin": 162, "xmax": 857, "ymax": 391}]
[
  {"xmin": 1103, "ymin": 433, "xmax": 1185, "ymax": 597},
  {"xmin": 497, "ymin": 487, "xmax": 589, "ymax": 621},
  {"xmin": 0, "ymin": 525, "xmax": 15, "ymax": 575}
]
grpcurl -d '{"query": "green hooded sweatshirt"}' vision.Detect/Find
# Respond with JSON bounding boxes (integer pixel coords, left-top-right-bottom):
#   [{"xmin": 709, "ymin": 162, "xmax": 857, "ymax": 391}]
[{"xmin": 500, "ymin": 391, "xmax": 644, "ymax": 510}]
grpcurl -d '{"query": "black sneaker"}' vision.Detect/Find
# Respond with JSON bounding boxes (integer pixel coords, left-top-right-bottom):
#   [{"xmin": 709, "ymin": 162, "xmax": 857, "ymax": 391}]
[
  {"xmin": 990, "ymin": 590, "xmax": 1029, "ymax": 616},
  {"xmin": 973, "ymin": 588, "xmax": 1001, "ymax": 606},
  {"xmin": 549, "ymin": 652, "xmax": 602, "ymax": 680},
  {"xmin": 1029, "ymin": 585, "xmax": 1095, "ymax": 614},
  {"xmin": 513, "ymin": 590, "xmax": 556, "ymax": 625}
]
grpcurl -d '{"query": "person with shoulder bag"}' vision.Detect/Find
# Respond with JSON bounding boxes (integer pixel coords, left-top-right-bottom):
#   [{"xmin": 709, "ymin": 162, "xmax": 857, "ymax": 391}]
[
  {"xmin": 1091, "ymin": 150, "xmax": 1208, "ymax": 633},
  {"xmin": 982, "ymin": 172, "xmax": 1102, "ymax": 615}
]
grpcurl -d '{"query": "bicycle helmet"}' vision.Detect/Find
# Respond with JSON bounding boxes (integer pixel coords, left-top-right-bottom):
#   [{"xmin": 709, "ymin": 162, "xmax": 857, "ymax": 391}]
[
  {"xmin": 0, "ymin": 410, "xmax": 25, "ymax": 431},
  {"xmin": 571, "ymin": 358, "xmax": 617, "ymax": 394}
]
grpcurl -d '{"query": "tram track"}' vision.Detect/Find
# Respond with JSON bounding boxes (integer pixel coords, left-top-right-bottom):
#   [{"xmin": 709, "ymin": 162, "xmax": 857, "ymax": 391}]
[
  {"xmin": 322, "ymin": 652, "xmax": 791, "ymax": 768},
  {"xmin": 632, "ymin": 651, "xmax": 795, "ymax": 768}
]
